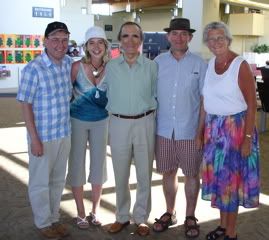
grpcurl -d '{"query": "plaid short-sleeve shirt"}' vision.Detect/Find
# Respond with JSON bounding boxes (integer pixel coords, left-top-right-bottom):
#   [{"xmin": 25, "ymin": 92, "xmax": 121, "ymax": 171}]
[{"xmin": 17, "ymin": 52, "xmax": 72, "ymax": 142}]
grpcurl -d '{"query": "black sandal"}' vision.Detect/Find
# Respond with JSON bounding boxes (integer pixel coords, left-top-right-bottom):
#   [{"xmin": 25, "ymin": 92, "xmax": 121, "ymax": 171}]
[
  {"xmin": 153, "ymin": 212, "xmax": 177, "ymax": 232},
  {"xmin": 184, "ymin": 216, "xmax": 200, "ymax": 238},
  {"xmin": 206, "ymin": 226, "xmax": 226, "ymax": 240}
]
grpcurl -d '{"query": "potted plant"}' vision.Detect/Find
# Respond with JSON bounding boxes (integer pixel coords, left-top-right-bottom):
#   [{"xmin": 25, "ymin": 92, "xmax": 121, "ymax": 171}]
[
  {"xmin": 244, "ymin": 43, "xmax": 269, "ymax": 67},
  {"xmin": 252, "ymin": 43, "xmax": 269, "ymax": 54}
]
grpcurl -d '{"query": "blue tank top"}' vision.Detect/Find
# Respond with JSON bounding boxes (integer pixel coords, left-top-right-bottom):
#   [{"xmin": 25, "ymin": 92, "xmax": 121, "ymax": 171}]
[{"xmin": 70, "ymin": 63, "xmax": 108, "ymax": 121}]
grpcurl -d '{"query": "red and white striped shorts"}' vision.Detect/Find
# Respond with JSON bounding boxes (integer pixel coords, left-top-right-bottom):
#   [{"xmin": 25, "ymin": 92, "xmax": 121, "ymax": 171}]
[{"xmin": 155, "ymin": 135, "xmax": 202, "ymax": 176}]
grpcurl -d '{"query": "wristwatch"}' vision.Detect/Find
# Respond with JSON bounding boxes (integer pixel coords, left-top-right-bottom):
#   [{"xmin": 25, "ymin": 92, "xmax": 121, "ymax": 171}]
[{"xmin": 245, "ymin": 134, "xmax": 252, "ymax": 138}]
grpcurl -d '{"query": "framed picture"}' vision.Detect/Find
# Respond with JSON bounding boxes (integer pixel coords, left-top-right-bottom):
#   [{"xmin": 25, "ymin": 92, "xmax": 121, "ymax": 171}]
[{"xmin": 105, "ymin": 24, "xmax": 113, "ymax": 31}]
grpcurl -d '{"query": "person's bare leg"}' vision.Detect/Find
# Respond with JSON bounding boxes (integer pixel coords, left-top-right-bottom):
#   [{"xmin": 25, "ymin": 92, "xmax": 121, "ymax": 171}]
[
  {"xmin": 91, "ymin": 184, "xmax": 102, "ymax": 214},
  {"xmin": 153, "ymin": 169, "xmax": 178, "ymax": 231},
  {"xmin": 185, "ymin": 175, "xmax": 200, "ymax": 216},
  {"xmin": 184, "ymin": 175, "xmax": 200, "ymax": 237},
  {"xmin": 72, "ymin": 186, "xmax": 85, "ymax": 218},
  {"xmin": 225, "ymin": 211, "xmax": 238, "ymax": 238},
  {"xmin": 164, "ymin": 170, "xmax": 178, "ymax": 213},
  {"xmin": 220, "ymin": 211, "xmax": 228, "ymax": 229},
  {"xmin": 90, "ymin": 184, "xmax": 102, "ymax": 225}
]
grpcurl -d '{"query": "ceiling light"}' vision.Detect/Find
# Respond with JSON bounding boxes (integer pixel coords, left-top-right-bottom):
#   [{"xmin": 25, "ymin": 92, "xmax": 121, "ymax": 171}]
[
  {"xmin": 177, "ymin": 0, "xmax": 183, "ymax": 9},
  {"xmin": 60, "ymin": 0, "xmax": 66, "ymax": 8},
  {"xmin": 126, "ymin": 1, "xmax": 131, "ymax": 12},
  {"xmin": 225, "ymin": 3, "xmax": 230, "ymax": 14},
  {"xmin": 174, "ymin": 8, "xmax": 178, "ymax": 17}
]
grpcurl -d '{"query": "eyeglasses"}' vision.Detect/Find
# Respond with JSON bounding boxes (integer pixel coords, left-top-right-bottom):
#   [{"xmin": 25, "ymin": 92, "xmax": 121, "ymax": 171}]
[
  {"xmin": 48, "ymin": 37, "xmax": 69, "ymax": 45},
  {"xmin": 207, "ymin": 36, "xmax": 227, "ymax": 43}
]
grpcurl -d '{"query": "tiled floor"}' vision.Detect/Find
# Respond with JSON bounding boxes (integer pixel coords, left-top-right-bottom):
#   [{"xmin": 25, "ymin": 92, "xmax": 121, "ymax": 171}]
[{"xmin": 0, "ymin": 97, "xmax": 269, "ymax": 240}]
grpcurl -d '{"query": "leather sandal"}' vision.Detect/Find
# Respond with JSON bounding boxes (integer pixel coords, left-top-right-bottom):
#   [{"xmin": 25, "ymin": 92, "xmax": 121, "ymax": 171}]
[
  {"xmin": 153, "ymin": 212, "xmax": 177, "ymax": 232},
  {"xmin": 206, "ymin": 226, "xmax": 226, "ymax": 240},
  {"xmin": 184, "ymin": 216, "xmax": 200, "ymax": 238}
]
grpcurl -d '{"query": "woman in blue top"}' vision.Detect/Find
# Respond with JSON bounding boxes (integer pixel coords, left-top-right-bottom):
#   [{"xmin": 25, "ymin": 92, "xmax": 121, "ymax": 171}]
[{"xmin": 66, "ymin": 26, "xmax": 109, "ymax": 229}]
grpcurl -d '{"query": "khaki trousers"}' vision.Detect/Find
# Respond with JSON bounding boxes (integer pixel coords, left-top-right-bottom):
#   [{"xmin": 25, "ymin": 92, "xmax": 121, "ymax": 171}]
[
  {"xmin": 28, "ymin": 136, "xmax": 71, "ymax": 229},
  {"xmin": 109, "ymin": 113, "xmax": 155, "ymax": 224}
]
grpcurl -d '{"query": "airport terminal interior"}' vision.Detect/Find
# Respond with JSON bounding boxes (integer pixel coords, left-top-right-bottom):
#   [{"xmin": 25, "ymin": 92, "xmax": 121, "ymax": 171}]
[{"xmin": 0, "ymin": 0, "xmax": 269, "ymax": 239}]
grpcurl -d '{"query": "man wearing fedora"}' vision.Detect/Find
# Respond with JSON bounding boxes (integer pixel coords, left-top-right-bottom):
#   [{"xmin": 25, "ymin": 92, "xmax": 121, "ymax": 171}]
[
  {"xmin": 17, "ymin": 21, "xmax": 72, "ymax": 239},
  {"xmin": 153, "ymin": 18, "xmax": 207, "ymax": 238}
]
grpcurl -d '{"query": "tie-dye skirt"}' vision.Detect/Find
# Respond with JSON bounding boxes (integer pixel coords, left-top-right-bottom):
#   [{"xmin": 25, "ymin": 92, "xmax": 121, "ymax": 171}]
[{"xmin": 201, "ymin": 111, "xmax": 260, "ymax": 212}]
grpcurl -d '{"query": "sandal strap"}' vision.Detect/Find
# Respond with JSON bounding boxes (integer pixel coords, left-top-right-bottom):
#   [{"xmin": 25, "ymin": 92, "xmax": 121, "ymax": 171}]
[
  {"xmin": 77, "ymin": 216, "xmax": 88, "ymax": 224},
  {"xmin": 184, "ymin": 216, "xmax": 200, "ymax": 238},
  {"xmin": 185, "ymin": 216, "xmax": 198, "ymax": 223},
  {"xmin": 206, "ymin": 226, "xmax": 226, "ymax": 240},
  {"xmin": 89, "ymin": 212, "xmax": 101, "ymax": 225},
  {"xmin": 154, "ymin": 211, "xmax": 176, "ymax": 224},
  {"xmin": 153, "ymin": 212, "xmax": 177, "ymax": 232},
  {"xmin": 154, "ymin": 218, "xmax": 168, "ymax": 225}
]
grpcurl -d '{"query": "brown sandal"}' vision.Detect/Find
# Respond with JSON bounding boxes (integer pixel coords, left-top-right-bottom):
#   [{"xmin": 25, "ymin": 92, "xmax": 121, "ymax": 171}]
[
  {"xmin": 184, "ymin": 216, "xmax": 200, "ymax": 238},
  {"xmin": 153, "ymin": 212, "xmax": 177, "ymax": 232}
]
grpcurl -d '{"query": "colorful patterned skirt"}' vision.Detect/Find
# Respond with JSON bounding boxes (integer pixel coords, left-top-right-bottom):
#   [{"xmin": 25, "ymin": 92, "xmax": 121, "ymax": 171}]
[{"xmin": 201, "ymin": 111, "xmax": 260, "ymax": 212}]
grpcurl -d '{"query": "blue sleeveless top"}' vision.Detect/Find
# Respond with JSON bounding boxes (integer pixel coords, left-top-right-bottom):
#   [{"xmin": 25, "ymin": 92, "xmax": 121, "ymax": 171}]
[{"xmin": 70, "ymin": 63, "xmax": 108, "ymax": 121}]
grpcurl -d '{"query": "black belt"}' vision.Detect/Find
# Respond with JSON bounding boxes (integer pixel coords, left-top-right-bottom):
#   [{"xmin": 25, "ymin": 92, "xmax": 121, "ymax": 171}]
[{"xmin": 112, "ymin": 110, "xmax": 154, "ymax": 119}]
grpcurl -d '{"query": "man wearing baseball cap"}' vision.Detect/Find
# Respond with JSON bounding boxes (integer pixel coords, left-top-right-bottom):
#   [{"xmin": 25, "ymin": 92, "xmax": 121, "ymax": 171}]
[
  {"xmin": 153, "ymin": 18, "xmax": 207, "ymax": 238},
  {"xmin": 17, "ymin": 21, "xmax": 72, "ymax": 239}
]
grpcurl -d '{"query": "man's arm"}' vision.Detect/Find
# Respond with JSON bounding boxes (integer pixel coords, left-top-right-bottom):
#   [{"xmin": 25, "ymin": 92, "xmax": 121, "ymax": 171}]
[
  {"xmin": 195, "ymin": 98, "xmax": 205, "ymax": 150},
  {"xmin": 21, "ymin": 102, "xmax": 43, "ymax": 157}
]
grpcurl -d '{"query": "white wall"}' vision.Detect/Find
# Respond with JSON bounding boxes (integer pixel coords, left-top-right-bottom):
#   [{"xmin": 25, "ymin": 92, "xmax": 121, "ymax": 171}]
[
  {"xmin": 0, "ymin": 0, "xmax": 60, "ymax": 92},
  {"xmin": 0, "ymin": 0, "xmax": 94, "ymax": 92},
  {"xmin": 60, "ymin": 0, "xmax": 94, "ymax": 45},
  {"xmin": 94, "ymin": 9, "xmax": 173, "ymax": 43},
  {"xmin": 0, "ymin": 0, "xmax": 60, "ymax": 35}
]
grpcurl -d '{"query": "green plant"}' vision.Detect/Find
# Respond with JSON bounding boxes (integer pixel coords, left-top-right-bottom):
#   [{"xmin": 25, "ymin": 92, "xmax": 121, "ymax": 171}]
[
  {"xmin": 25, "ymin": 53, "xmax": 32, "ymax": 62},
  {"xmin": 252, "ymin": 43, "xmax": 269, "ymax": 54},
  {"xmin": 7, "ymin": 53, "xmax": 13, "ymax": 63},
  {"xmin": 25, "ymin": 38, "xmax": 31, "ymax": 47},
  {"xmin": 0, "ymin": 52, "xmax": 3, "ymax": 63},
  {"xmin": 6, "ymin": 38, "xmax": 13, "ymax": 47},
  {"xmin": 34, "ymin": 38, "xmax": 40, "ymax": 48},
  {"xmin": 15, "ymin": 38, "xmax": 23, "ymax": 47},
  {"xmin": 15, "ymin": 51, "xmax": 23, "ymax": 63}
]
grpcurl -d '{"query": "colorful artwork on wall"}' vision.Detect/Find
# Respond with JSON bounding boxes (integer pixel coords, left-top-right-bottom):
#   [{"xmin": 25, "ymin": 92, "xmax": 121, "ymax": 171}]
[
  {"xmin": 0, "ymin": 35, "xmax": 4, "ymax": 48},
  {"xmin": 0, "ymin": 34, "xmax": 43, "ymax": 64},
  {"xmin": 0, "ymin": 50, "xmax": 42, "ymax": 64},
  {"xmin": 5, "ymin": 50, "xmax": 14, "ymax": 64}
]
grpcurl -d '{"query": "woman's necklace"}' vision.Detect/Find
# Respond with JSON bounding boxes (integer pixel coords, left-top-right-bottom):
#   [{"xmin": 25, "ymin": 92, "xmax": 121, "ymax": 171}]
[
  {"xmin": 216, "ymin": 59, "xmax": 228, "ymax": 69},
  {"xmin": 216, "ymin": 52, "xmax": 231, "ymax": 71},
  {"xmin": 90, "ymin": 62, "xmax": 104, "ymax": 78}
]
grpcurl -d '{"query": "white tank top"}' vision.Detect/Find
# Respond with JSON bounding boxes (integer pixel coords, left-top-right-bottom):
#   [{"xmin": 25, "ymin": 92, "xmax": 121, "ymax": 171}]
[{"xmin": 203, "ymin": 56, "xmax": 247, "ymax": 116}]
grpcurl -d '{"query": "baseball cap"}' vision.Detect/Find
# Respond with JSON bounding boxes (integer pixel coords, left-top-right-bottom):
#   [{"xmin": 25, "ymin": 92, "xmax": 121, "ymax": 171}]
[
  {"xmin": 85, "ymin": 26, "xmax": 107, "ymax": 43},
  {"xmin": 44, "ymin": 21, "xmax": 70, "ymax": 37}
]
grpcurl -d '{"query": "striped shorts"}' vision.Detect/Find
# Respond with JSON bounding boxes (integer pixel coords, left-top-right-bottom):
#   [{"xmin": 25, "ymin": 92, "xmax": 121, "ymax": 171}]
[{"xmin": 155, "ymin": 135, "xmax": 202, "ymax": 176}]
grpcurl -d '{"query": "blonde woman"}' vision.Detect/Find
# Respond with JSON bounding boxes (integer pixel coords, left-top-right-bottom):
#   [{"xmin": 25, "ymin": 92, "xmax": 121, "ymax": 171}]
[{"xmin": 66, "ymin": 26, "xmax": 109, "ymax": 229}]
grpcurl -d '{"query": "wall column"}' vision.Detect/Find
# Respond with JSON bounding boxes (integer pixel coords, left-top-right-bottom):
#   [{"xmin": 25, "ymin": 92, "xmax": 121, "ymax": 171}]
[{"xmin": 182, "ymin": 0, "xmax": 220, "ymax": 57}]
